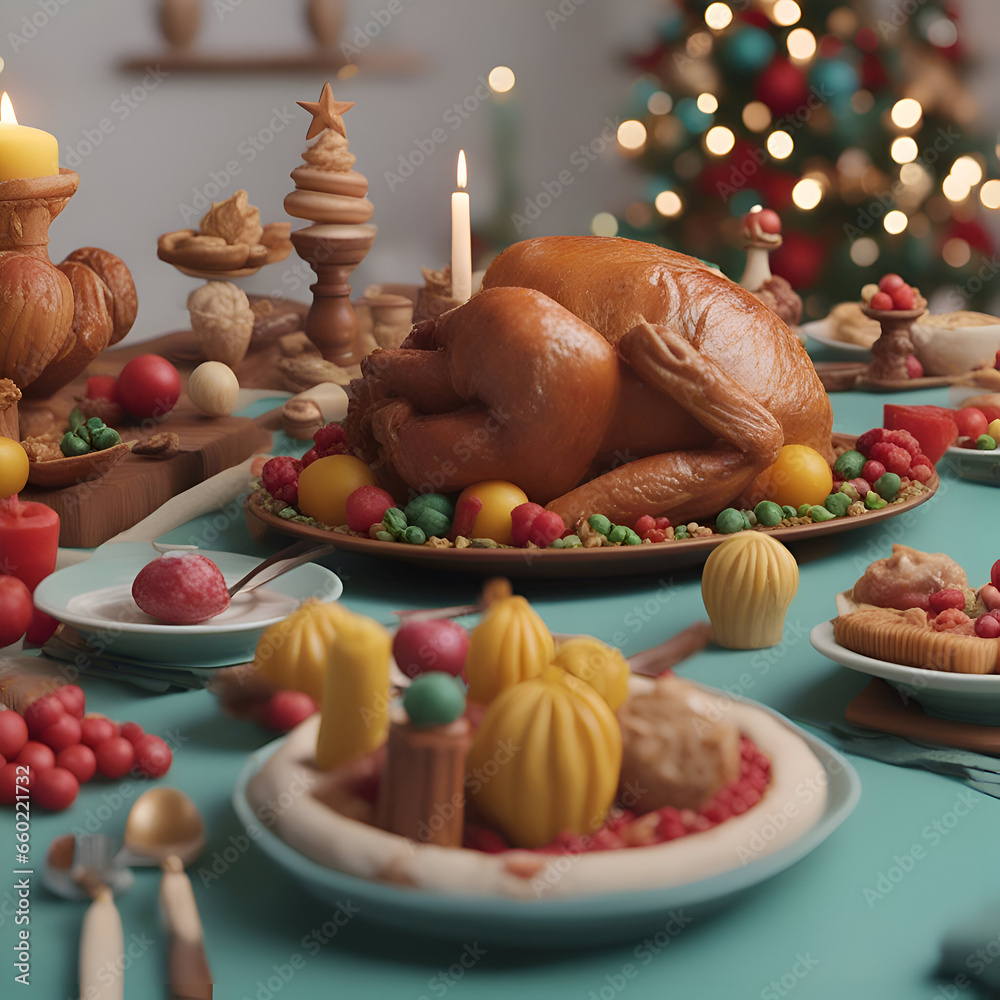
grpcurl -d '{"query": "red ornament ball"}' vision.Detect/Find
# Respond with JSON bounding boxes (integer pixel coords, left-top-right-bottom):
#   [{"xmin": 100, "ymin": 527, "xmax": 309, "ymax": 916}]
[{"xmin": 754, "ymin": 57, "xmax": 809, "ymax": 117}]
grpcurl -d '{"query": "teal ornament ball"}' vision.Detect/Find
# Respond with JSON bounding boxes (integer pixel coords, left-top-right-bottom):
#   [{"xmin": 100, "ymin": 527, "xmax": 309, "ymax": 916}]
[
  {"xmin": 402, "ymin": 672, "xmax": 467, "ymax": 729},
  {"xmin": 674, "ymin": 97, "xmax": 712, "ymax": 134},
  {"xmin": 810, "ymin": 59, "xmax": 859, "ymax": 106},
  {"xmin": 724, "ymin": 27, "xmax": 776, "ymax": 73}
]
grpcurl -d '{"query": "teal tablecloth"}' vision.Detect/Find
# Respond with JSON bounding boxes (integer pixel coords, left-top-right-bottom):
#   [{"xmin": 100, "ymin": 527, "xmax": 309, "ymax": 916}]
[{"xmin": 4, "ymin": 381, "xmax": 999, "ymax": 1000}]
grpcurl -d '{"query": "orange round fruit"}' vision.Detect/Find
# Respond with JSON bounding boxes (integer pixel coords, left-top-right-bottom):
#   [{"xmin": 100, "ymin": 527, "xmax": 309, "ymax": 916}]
[
  {"xmin": 457, "ymin": 481, "xmax": 529, "ymax": 545},
  {"xmin": 0, "ymin": 437, "xmax": 29, "ymax": 499},
  {"xmin": 297, "ymin": 455, "xmax": 376, "ymax": 527},
  {"xmin": 762, "ymin": 444, "xmax": 833, "ymax": 510}
]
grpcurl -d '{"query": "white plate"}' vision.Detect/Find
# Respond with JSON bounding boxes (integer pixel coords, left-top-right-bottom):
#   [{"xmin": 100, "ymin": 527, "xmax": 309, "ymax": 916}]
[
  {"xmin": 800, "ymin": 318, "xmax": 872, "ymax": 357},
  {"xmin": 944, "ymin": 445, "xmax": 1000, "ymax": 486},
  {"xmin": 810, "ymin": 620, "xmax": 1000, "ymax": 723},
  {"xmin": 34, "ymin": 542, "xmax": 342, "ymax": 666}
]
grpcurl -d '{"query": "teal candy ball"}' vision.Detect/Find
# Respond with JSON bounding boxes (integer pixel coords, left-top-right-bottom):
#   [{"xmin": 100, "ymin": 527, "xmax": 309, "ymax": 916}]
[
  {"xmin": 403, "ymin": 672, "xmax": 467, "ymax": 728},
  {"xmin": 674, "ymin": 97, "xmax": 713, "ymax": 134},
  {"xmin": 724, "ymin": 27, "xmax": 776, "ymax": 73}
]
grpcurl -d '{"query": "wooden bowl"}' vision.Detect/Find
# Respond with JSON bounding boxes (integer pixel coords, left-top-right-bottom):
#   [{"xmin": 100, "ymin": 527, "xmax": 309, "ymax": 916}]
[{"xmin": 26, "ymin": 441, "xmax": 131, "ymax": 489}]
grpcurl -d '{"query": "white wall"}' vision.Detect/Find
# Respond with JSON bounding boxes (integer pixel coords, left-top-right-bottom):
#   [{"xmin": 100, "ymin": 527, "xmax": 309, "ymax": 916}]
[{"xmin": 2, "ymin": 0, "xmax": 999, "ymax": 345}]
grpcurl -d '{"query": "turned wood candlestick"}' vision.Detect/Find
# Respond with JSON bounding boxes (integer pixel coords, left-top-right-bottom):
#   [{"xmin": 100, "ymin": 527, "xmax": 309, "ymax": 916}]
[
  {"xmin": 863, "ymin": 306, "xmax": 925, "ymax": 382},
  {"xmin": 290, "ymin": 223, "xmax": 376, "ymax": 365}
]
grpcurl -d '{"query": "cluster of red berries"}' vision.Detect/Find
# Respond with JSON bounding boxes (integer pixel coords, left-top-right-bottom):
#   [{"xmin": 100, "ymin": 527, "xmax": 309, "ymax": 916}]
[
  {"xmin": 634, "ymin": 515, "xmax": 673, "ymax": 544},
  {"xmin": 0, "ymin": 686, "xmax": 172, "ymax": 812},
  {"xmin": 868, "ymin": 273, "xmax": 918, "ymax": 312},
  {"xmin": 851, "ymin": 427, "xmax": 933, "ymax": 485},
  {"xmin": 261, "ymin": 423, "xmax": 349, "ymax": 506},
  {"xmin": 510, "ymin": 503, "xmax": 566, "ymax": 548}
]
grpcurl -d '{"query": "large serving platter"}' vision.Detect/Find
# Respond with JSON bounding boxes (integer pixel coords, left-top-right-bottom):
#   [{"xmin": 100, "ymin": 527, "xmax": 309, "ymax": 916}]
[
  {"xmin": 232, "ymin": 692, "xmax": 859, "ymax": 948},
  {"xmin": 244, "ymin": 436, "xmax": 939, "ymax": 578}
]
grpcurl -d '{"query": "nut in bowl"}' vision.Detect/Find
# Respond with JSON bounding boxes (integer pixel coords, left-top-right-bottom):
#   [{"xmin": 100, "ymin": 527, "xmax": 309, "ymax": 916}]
[
  {"xmin": 909, "ymin": 312, "xmax": 1000, "ymax": 377},
  {"xmin": 25, "ymin": 440, "xmax": 131, "ymax": 489}
]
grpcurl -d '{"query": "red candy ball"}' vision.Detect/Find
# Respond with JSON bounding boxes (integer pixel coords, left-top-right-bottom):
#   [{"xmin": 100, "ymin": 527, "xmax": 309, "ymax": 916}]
[
  {"xmin": 891, "ymin": 285, "xmax": 915, "ymax": 311},
  {"xmin": 928, "ymin": 589, "xmax": 966, "ymax": 614},
  {"xmin": 904, "ymin": 354, "xmax": 923, "ymax": 379},
  {"xmin": 878, "ymin": 274, "xmax": 906, "ymax": 293},
  {"xmin": 94, "ymin": 736, "xmax": 135, "ymax": 779},
  {"xmin": 37, "ymin": 714, "xmax": 82, "ymax": 753},
  {"xmin": 870, "ymin": 291, "xmax": 894, "ymax": 311},
  {"xmin": 54, "ymin": 685, "xmax": 86, "ymax": 719},
  {"xmin": 955, "ymin": 408, "xmax": 989, "ymax": 440},
  {"xmin": 119, "ymin": 721, "xmax": 145, "ymax": 745},
  {"xmin": 16, "ymin": 740, "xmax": 55, "ymax": 774},
  {"xmin": 392, "ymin": 618, "xmax": 470, "ymax": 680},
  {"xmin": 0, "ymin": 710, "xmax": 29, "ymax": 759},
  {"xmin": 345, "ymin": 485, "xmax": 396, "ymax": 533},
  {"xmin": 32, "ymin": 767, "xmax": 79, "ymax": 811},
  {"xmin": 117, "ymin": 354, "xmax": 181, "ymax": 420},
  {"xmin": 132, "ymin": 734, "xmax": 172, "ymax": 779},
  {"xmin": 262, "ymin": 691, "xmax": 319, "ymax": 733},
  {"xmin": 132, "ymin": 552, "xmax": 231, "ymax": 625},
  {"xmin": 55, "ymin": 743, "xmax": 97, "ymax": 784},
  {"xmin": 23, "ymin": 695, "xmax": 65, "ymax": 738},
  {"xmin": 80, "ymin": 716, "xmax": 117, "ymax": 749}
]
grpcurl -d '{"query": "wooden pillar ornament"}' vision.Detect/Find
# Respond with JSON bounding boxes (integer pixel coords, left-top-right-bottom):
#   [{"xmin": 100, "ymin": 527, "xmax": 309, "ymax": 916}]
[{"xmin": 285, "ymin": 82, "xmax": 376, "ymax": 367}]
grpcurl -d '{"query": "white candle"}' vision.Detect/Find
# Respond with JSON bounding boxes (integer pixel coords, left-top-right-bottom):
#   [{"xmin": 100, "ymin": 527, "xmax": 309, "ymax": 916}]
[{"xmin": 451, "ymin": 149, "xmax": 472, "ymax": 302}]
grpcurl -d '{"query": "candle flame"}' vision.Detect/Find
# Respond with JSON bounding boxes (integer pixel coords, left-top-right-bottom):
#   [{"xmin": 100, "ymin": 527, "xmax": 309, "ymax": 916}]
[
  {"xmin": 0, "ymin": 93, "xmax": 18, "ymax": 126},
  {"xmin": 457, "ymin": 149, "xmax": 467, "ymax": 190}
]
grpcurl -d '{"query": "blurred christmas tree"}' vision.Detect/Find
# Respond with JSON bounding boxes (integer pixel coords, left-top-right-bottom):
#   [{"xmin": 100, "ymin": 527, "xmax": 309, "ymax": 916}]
[{"xmin": 612, "ymin": 0, "xmax": 1000, "ymax": 319}]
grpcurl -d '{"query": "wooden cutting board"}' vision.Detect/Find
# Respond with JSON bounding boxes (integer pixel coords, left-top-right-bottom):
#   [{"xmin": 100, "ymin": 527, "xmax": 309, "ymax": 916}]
[{"xmin": 19, "ymin": 333, "xmax": 284, "ymax": 548}]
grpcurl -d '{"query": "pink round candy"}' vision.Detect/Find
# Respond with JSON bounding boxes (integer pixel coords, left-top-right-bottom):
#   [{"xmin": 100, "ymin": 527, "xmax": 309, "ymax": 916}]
[
  {"xmin": 975, "ymin": 611, "xmax": 1000, "ymax": 639},
  {"xmin": 132, "ymin": 553, "xmax": 231, "ymax": 625}
]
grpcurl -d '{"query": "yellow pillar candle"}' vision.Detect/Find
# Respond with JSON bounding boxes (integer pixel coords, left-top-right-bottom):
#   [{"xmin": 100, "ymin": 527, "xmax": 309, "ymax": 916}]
[
  {"xmin": 315, "ymin": 605, "xmax": 391, "ymax": 771},
  {"xmin": 0, "ymin": 93, "xmax": 58, "ymax": 182}
]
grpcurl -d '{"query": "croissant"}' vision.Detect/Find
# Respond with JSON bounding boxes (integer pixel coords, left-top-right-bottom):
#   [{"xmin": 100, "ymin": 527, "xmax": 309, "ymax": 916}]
[{"xmin": 347, "ymin": 236, "xmax": 834, "ymax": 526}]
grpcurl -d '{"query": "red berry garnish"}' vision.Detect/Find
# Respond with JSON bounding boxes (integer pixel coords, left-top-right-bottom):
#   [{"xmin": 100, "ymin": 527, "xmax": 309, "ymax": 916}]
[
  {"xmin": 883, "ymin": 429, "xmax": 922, "ymax": 458},
  {"xmin": 527, "ymin": 510, "xmax": 566, "ymax": 547},
  {"xmin": 909, "ymin": 464, "xmax": 932, "ymax": 483},
  {"xmin": 976, "ymin": 611, "xmax": 1000, "ymax": 639},
  {"xmin": 869, "ymin": 441, "xmax": 912, "ymax": 476},
  {"xmin": 312, "ymin": 423, "xmax": 347, "ymax": 455},
  {"xmin": 891, "ymin": 285, "xmax": 916, "ymax": 311},
  {"xmin": 345, "ymin": 485, "xmax": 396, "ymax": 533},
  {"xmin": 855, "ymin": 428, "xmax": 884, "ymax": 456},
  {"xmin": 928, "ymin": 589, "xmax": 966, "ymax": 614},
  {"xmin": 261, "ymin": 456, "xmax": 302, "ymax": 505},
  {"xmin": 510, "ymin": 502, "xmax": 546, "ymax": 548},
  {"xmin": 55, "ymin": 743, "xmax": 97, "ymax": 783},
  {"xmin": 870, "ymin": 291, "xmax": 894, "ymax": 311},
  {"xmin": 878, "ymin": 273, "xmax": 906, "ymax": 293},
  {"xmin": 32, "ymin": 767, "xmax": 79, "ymax": 811},
  {"xmin": 634, "ymin": 515, "xmax": 655, "ymax": 535},
  {"xmin": 132, "ymin": 734, "xmax": 172, "ymax": 778}
]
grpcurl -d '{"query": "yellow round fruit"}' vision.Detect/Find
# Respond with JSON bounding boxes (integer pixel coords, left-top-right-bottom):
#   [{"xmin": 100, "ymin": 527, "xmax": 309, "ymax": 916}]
[
  {"xmin": 457, "ymin": 480, "xmax": 528, "ymax": 545},
  {"xmin": 296, "ymin": 455, "xmax": 376, "ymax": 527},
  {"xmin": 0, "ymin": 437, "xmax": 29, "ymax": 500},
  {"xmin": 762, "ymin": 444, "xmax": 833, "ymax": 510}
]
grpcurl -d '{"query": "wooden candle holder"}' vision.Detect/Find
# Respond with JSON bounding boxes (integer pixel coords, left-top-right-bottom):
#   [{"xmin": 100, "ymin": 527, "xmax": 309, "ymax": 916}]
[
  {"xmin": 863, "ymin": 306, "xmax": 925, "ymax": 383},
  {"xmin": 290, "ymin": 224, "xmax": 376, "ymax": 366}
]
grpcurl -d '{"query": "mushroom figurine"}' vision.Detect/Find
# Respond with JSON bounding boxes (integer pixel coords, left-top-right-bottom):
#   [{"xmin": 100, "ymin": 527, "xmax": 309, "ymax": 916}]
[{"xmin": 738, "ymin": 208, "xmax": 802, "ymax": 327}]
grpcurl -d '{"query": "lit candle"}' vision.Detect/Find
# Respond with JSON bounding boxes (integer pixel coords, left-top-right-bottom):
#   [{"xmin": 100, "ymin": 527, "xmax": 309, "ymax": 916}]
[
  {"xmin": 451, "ymin": 150, "xmax": 472, "ymax": 302},
  {"xmin": 0, "ymin": 496, "xmax": 60, "ymax": 643},
  {"xmin": 0, "ymin": 93, "xmax": 58, "ymax": 182}
]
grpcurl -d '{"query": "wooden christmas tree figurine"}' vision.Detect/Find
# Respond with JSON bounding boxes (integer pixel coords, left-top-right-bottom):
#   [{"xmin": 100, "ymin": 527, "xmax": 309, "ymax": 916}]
[{"xmin": 285, "ymin": 83, "xmax": 376, "ymax": 366}]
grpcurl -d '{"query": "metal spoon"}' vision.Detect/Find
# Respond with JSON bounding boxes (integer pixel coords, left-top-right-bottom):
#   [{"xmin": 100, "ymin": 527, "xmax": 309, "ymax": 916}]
[
  {"xmin": 44, "ymin": 834, "xmax": 133, "ymax": 1000},
  {"xmin": 120, "ymin": 788, "xmax": 213, "ymax": 1000}
]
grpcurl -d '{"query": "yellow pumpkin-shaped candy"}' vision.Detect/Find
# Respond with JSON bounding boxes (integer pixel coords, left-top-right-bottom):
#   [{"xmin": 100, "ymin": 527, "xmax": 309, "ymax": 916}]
[
  {"xmin": 551, "ymin": 636, "xmax": 630, "ymax": 710},
  {"xmin": 701, "ymin": 532, "xmax": 799, "ymax": 649},
  {"xmin": 252, "ymin": 598, "xmax": 343, "ymax": 703},
  {"xmin": 467, "ymin": 667, "xmax": 622, "ymax": 848},
  {"xmin": 465, "ymin": 595, "xmax": 554, "ymax": 705}
]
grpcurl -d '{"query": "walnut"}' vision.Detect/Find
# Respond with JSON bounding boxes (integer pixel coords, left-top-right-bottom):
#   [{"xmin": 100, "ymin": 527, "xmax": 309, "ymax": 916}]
[
  {"xmin": 200, "ymin": 190, "xmax": 263, "ymax": 246},
  {"xmin": 132, "ymin": 432, "xmax": 181, "ymax": 459},
  {"xmin": 20, "ymin": 435, "xmax": 62, "ymax": 463},
  {"xmin": 187, "ymin": 282, "xmax": 254, "ymax": 366}
]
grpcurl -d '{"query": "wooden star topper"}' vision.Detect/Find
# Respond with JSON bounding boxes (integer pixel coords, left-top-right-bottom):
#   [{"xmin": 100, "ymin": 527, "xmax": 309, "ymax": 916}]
[{"xmin": 297, "ymin": 82, "xmax": 355, "ymax": 140}]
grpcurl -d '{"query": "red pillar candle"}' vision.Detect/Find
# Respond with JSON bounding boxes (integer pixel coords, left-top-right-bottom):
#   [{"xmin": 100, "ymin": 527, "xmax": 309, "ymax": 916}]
[{"xmin": 0, "ymin": 496, "xmax": 60, "ymax": 644}]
